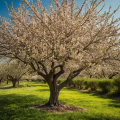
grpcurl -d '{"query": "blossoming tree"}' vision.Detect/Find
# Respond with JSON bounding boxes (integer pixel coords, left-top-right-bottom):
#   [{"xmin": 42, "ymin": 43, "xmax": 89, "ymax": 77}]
[
  {"xmin": 0, "ymin": 0, "xmax": 120, "ymax": 106},
  {"xmin": 1, "ymin": 59, "xmax": 31, "ymax": 87},
  {"xmin": 0, "ymin": 63, "xmax": 6, "ymax": 85},
  {"xmin": 80, "ymin": 62, "xmax": 120, "ymax": 79}
]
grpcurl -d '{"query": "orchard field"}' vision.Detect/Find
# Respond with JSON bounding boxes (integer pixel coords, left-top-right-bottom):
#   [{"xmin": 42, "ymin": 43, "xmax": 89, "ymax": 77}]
[
  {"xmin": 0, "ymin": 79, "xmax": 120, "ymax": 120},
  {"xmin": 0, "ymin": 0, "xmax": 120, "ymax": 119}
]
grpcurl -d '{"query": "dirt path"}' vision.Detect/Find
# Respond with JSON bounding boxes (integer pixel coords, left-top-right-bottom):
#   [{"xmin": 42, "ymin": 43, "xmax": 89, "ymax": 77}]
[{"xmin": 0, "ymin": 85, "xmax": 12, "ymax": 89}]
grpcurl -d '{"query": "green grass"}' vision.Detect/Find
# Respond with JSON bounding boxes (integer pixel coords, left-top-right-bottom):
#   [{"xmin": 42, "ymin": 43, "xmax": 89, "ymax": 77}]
[
  {"xmin": 0, "ymin": 81, "xmax": 12, "ymax": 87},
  {"xmin": 0, "ymin": 81, "xmax": 120, "ymax": 120}
]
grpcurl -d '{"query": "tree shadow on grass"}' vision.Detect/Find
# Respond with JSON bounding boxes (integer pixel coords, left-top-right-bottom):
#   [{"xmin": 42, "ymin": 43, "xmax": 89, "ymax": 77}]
[
  {"xmin": 107, "ymin": 100, "xmax": 120, "ymax": 108},
  {"xmin": 35, "ymin": 89, "xmax": 50, "ymax": 92},
  {"xmin": 0, "ymin": 94, "xmax": 119, "ymax": 120},
  {"xmin": 0, "ymin": 94, "xmax": 49, "ymax": 120},
  {"xmin": 0, "ymin": 86, "xmax": 13, "ymax": 90},
  {"xmin": 0, "ymin": 92, "xmax": 120, "ymax": 120},
  {"xmin": 28, "ymin": 84, "xmax": 49, "ymax": 87}
]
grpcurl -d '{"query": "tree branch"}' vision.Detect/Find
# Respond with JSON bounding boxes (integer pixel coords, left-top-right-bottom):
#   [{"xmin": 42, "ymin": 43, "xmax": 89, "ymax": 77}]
[{"xmin": 58, "ymin": 67, "xmax": 85, "ymax": 91}]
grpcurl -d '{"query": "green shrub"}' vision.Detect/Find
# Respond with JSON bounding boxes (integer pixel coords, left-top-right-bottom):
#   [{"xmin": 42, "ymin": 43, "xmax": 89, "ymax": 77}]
[
  {"xmin": 71, "ymin": 79, "xmax": 77, "ymax": 87},
  {"xmin": 87, "ymin": 80, "xmax": 98, "ymax": 91},
  {"xmin": 83, "ymin": 80, "xmax": 89, "ymax": 89},
  {"xmin": 76, "ymin": 79, "xmax": 84, "ymax": 89},
  {"xmin": 68, "ymin": 80, "xmax": 72, "ymax": 86},
  {"xmin": 113, "ymin": 76, "xmax": 120, "ymax": 92},
  {"xmin": 98, "ymin": 79, "xmax": 113, "ymax": 93}
]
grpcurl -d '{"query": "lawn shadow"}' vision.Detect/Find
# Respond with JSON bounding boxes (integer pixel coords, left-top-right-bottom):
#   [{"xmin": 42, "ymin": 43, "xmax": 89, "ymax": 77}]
[
  {"xmin": 107, "ymin": 100, "xmax": 120, "ymax": 108},
  {"xmin": 0, "ymin": 85, "xmax": 13, "ymax": 89},
  {"xmin": 23, "ymin": 82, "xmax": 49, "ymax": 88},
  {"xmin": 0, "ymin": 93, "xmax": 119, "ymax": 120},
  {"xmin": 0, "ymin": 94, "xmax": 49, "ymax": 120},
  {"xmin": 0, "ymin": 87, "xmax": 120, "ymax": 120}
]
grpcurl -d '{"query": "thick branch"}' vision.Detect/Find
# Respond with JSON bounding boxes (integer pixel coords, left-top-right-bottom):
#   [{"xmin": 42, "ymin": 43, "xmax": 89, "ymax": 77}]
[
  {"xmin": 54, "ymin": 65, "xmax": 64, "ymax": 80},
  {"xmin": 7, "ymin": 75, "xmax": 14, "ymax": 81},
  {"xmin": 58, "ymin": 67, "xmax": 85, "ymax": 91},
  {"xmin": 30, "ymin": 62, "xmax": 36, "ymax": 71},
  {"xmin": 38, "ymin": 61, "xmax": 48, "ymax": 75},
  {"xmin": 37, "ymin": 71, "xmax": 46, "ymax": 79}
]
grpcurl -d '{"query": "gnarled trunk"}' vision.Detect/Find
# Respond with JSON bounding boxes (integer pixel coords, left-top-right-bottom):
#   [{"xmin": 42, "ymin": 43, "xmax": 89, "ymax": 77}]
[
  {"xmin": 46, "ymin": 80, "xmax": 60, "ymax": 106},
  {"xmin": 7, "ymin": 80, "xmax": 8, "ymax": 84},
  {"xmin": 36, "ymin": 61, "xmax": 85, "ymax": 107},
  {"xmin": 47, "ymin": 88, "xmax": 60, "ymax": 106},
  {"xmin": 17, "ymin": 80, "xmax": 19, "ymax": 85},
  {"xmin": 12, "ymin": 80, "xmax": 17, "ymax": 87},
  {"xmin": 0, "ymin": 78, "xmax": 3, "ymax": 85}
]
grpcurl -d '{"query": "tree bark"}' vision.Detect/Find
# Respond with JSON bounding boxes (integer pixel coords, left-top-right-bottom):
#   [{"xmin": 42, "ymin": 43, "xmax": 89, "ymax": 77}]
[
  {"xmin": 46, "ymin": 79, "xmax": 60, "ymax": 106},
  {"xmin": 47, "ymin": 88, "xmax": 60, "ymax": 106},
  {"xmin": 0, "ymin": 78, "xmax": 3, "ymax": 85},
  {"xmin": 17, "ymin": 80, "xmax": 19, "ymax": 85},
  {"xmin": 108, "ymin": 72, "xmax": 119, "ymax": 79},
  {"xmin": 12, "ymin": 80, "xmax": 17, "ymax": 87},
  {"xmin": 7, "ymin": 80, "xmax": 8, "ymax": 84}
]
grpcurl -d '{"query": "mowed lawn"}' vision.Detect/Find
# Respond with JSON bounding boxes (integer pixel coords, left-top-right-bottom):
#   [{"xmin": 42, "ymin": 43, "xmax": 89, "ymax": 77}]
[{"xmin": 0, "ymin": 81, "xmax": 120, "ymax": 120}]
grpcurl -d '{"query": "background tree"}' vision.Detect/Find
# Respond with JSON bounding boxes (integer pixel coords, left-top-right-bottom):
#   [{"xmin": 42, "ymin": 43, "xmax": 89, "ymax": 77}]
[
  {"xmin": 0, "ymin": 64, "xmax": 6, "ymax": 85},
  {"xmin": 80, "ymin": 62, "xmax": 120, "ymax": 79},
  {"xmin": 0, "ymin": 0, "xmax": 120, "ymax": 106},
  {"xmin": 3, "ymin": 59, "xmax": 31, "ymax": 87}
]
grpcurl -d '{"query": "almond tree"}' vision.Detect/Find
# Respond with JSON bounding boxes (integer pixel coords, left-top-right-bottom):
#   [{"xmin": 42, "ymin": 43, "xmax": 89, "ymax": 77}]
[
  {"xmin": 80, "ymin": 62, "xmax": 120, "ymax": 79},
  {"xmin": 0, "ymin": 0, "xmax": 120, "ymax": 106},
  {"xmin": 3, "ymin": 59, "xmax": 31, "ymax": 87},
  {"xmin": 0, "ymin": 64, "xmax": 6, "ymax": 85}
]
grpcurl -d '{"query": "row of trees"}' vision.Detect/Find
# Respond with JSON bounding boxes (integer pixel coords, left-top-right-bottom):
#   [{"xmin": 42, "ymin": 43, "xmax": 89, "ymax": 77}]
[
  {"xmin": 0, "ymin": 58, "xmax": 119, "ymax": 87},
  {"xmin": 79, "ymin": 64, "xmax": 120, "ymax": 79},
  {"xmin": 0, "ymin": 0, "xmax": 120, "ymax": 106}
]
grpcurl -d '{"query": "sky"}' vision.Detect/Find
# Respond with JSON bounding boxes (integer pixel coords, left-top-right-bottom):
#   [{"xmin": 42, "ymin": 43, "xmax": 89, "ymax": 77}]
[
  {"xmin": 0, "ymin": 0, "xmax": 120, "ymax": 22},
  {"xmin": 0, "ymin": 0, "xmax": 120, "ymax": 64}
]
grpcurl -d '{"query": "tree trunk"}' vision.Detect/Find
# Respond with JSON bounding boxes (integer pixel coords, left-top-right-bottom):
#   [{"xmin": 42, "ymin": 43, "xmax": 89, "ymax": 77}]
[
  {"xmin": 46, "ymin": 79, "xmax": 60, "ymax": 106},
  {"xmin": 17, "ymin": 80, "xmax": 19, "ymax": 85},
  {"xmin": 47, "ymin": 88, "xmax": 60, "ymax": 106},
  {"xmin": 0, "ymin": 78, "xmax": 3, "ymax": 85},
  {"xmin": 7, "ymin": 80, "xmax": 8, "ymax": 84},
  {"xmin": 90, "ymin": 75, "xmax": 92, "ymax": 78},
  {"xmin": 108, "ymin": 72, "xmax": 118, "ymax": 79},
  {"xmin": 12, "ymin": 80, "xmax": 17, "ymax": 87}
]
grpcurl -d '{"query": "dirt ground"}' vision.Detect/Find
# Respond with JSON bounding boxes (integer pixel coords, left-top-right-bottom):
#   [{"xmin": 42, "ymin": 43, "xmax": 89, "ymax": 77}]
[
  {"xmin": 30, "ymin": 104, "xmax": 87, "ymax": 113},
  {"xmin": 0, "ymin": 85, "xmax": 12, "ymax": 89}
]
